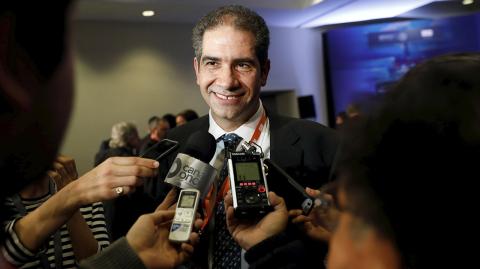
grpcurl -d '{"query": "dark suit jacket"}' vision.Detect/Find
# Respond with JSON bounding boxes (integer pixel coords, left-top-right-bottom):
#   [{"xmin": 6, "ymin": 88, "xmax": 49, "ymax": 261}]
[
  {"xmin": 147, "ymin": 113, "xmax": 339, "ymax": 201},
  {"xmin": 145, "ymin": 112, "xmax": 339, "ymax": 268}
]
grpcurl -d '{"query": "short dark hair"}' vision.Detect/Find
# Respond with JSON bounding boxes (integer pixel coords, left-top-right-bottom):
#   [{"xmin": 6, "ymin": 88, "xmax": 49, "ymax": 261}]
[
  {"xmin": 162, "ymin": 113, "xmax": 176, "ymax": 128},
  {"xmin": 178, "ymin": 109, "xmax": 199, "ymax": 122},
  {"xmin": 192, "ymin": 5, "xmax": 270, "ymax": 66},
  {"xmin": 338, "ymin": 53, "xmax": 480, "ymax": 268}
]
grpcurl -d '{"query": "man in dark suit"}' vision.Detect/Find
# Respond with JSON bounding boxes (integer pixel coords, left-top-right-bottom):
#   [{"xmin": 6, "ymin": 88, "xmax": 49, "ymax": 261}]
[{"xmin": 148, "ymin": 5, "xmax": 339, "ymax": 269}]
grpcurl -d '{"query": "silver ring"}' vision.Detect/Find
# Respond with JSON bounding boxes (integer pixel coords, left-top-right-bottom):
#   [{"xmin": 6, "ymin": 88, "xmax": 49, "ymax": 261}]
[{"xmin": 115, "ymin": 186, "xmax": 124, "ymax": 195}]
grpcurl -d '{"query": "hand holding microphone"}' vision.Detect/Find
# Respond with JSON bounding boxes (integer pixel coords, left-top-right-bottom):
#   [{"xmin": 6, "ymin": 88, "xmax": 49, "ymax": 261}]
[
  {"xmin": 162, "ymin": 131, "xmax": 216, "ymax": 243},
  {"xmin": 164, "ymin": 131, "xmax": 217, "ymax": 198}
]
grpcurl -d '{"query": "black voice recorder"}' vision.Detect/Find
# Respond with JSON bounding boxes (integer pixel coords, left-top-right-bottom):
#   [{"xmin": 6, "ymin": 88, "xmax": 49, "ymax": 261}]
[{"xmin": 228, "ymin": 151, "xmax": 271, "ymax": 218}]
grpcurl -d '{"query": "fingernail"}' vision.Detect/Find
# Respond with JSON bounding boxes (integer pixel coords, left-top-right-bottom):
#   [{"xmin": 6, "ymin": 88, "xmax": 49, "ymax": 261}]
[{"xmin": 153, "ymin": 161, "xmax": 159, "ymax": 168}]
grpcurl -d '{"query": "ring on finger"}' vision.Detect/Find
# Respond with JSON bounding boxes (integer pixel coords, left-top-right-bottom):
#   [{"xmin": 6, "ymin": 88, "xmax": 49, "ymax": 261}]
[{"xmin": 115, "ymin": 186, "xmax": 124, "ymax": 195}]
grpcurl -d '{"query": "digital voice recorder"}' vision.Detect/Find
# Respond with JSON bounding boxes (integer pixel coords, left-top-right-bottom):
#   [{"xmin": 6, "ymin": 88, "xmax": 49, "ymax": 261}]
[
  {"xmin": 228, "ymin": 151, "xmax": 271, "ymax": 218},
  {"xmin": 169, "ymin": 189, "xmax": 200, "ymax": 242}
]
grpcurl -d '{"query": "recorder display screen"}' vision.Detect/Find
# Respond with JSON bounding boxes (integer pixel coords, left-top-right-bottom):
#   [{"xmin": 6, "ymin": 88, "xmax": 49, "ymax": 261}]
[
  {"xmin": 179, "ymin": 192, "xmax": 197, "ymax": 208},
  {"xmin": 235, "ymin": 162, "xmax": 261, "ymax": 181}
]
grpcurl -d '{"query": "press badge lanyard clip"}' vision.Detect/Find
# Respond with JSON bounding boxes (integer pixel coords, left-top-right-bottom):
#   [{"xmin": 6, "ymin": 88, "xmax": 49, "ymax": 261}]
[
  {"xmin": 12, "ymin": 180, "xmax": 63, "ymax": 269},
  {"xmin": 200, "ymin": 111, "xmax": 267, "ymax": 231}
]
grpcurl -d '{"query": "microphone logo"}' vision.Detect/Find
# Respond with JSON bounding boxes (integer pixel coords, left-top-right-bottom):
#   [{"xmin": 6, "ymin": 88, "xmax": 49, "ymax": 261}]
[
  {"xmin": 167, "ymin": 158, "xmax": 182, "ymax": 178},
  {"xmin": 165, "ymin": 153, "xmax": 217, "ymax": 198}
]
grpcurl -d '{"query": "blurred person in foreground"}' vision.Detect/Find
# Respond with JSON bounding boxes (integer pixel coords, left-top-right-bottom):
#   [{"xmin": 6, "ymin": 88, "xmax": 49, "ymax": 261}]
[
  {"xmin": 225, "ymin": 53, "xmax": 480, "ymax": 268},
  {"xmin": 0, "ymin": 2, "xmax": 201, "ymax": 269}
]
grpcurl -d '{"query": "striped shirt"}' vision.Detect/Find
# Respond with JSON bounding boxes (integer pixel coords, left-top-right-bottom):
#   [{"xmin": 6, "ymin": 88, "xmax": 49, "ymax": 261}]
[{"xmin": 2, "ymin": 192, "xmax": 110, "ymax": 269}]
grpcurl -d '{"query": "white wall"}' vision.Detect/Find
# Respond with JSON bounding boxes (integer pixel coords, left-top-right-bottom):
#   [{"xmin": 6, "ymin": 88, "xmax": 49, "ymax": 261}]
[{"xmin": 62, "ymin": 20, "xmax": 327, "ymax": 174}]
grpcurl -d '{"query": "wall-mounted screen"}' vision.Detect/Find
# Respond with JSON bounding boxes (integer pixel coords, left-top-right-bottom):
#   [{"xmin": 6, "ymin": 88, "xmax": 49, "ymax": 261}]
[{"xmin": 324, "ymin": 14, "xmax": 480, "ymax": 125}]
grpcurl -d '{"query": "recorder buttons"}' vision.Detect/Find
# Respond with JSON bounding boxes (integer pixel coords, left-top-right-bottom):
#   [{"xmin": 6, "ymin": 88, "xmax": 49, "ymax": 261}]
[
  {"xmin": 258, "ymin": 185, "xmax": 266, "ymax": 193},
  {"xmin": 245, "ymin": 192, "xmax": 259, "ymax": 204}
]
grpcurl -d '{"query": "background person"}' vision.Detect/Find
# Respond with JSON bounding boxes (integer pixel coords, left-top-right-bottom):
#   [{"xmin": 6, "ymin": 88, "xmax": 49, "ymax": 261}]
[{"xmin": 175, "ymin": 109, "xmax": 199, "ymax": 126}]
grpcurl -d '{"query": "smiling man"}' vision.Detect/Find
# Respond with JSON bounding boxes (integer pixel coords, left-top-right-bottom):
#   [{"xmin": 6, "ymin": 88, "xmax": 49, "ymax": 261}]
[{"xmin": 149, "ymin": 5, "xmax": 339, "ymax": 269}]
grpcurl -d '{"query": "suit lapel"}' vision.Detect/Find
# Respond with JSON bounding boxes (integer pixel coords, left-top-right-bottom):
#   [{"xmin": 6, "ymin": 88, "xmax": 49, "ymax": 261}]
[{"xmin": 268, "ymin": 113, "xmax": 303, "ymax": 168}]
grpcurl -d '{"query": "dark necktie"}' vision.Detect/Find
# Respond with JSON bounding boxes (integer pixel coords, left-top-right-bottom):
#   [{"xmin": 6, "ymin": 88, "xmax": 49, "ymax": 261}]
[{"xmin": 213, "ymin": 133, "xmax": 242, "ymax": 269}]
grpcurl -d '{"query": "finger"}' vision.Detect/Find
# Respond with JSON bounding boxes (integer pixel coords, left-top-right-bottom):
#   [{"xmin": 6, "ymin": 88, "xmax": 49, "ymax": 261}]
[
  {"xmin": 107, "ymin": 175, "xmax": 145, "ymax": 188},
  {"xmin": 47, "ymin": 170, "xmax": 61, "ymax": 182},
  {"xmin": 291, "ymin": 215, "xmax": 312, "ymax": 224},
  {"xmin": 225, "ymin": 204, "xmax": 236, "ymax": 230},
  {"xmin": 189, "ymin": 231, "xmax": 200, "ymax": 246},
  {"xmin": 150, "ymin": 210, "xmax": 175, "ymax": 225},
  {"xmin": 268, "ymin": 192, "xmax": 287, "ymax": 211},
  {"xmin": 181, "ymin": 243, "xmax": 194, "ymax": 255},
  {"xmin": 224, "ymin": 191, "xmax": 233, "ymax": 208},
  {"xmin": 306, "ymin": 187, "xmax": 321, "ymax": 197},
  {"xmin": 113, "ymin": 185, "xmax": 134, "ymax": 196},
  {"xmin": 288, "ymin": 209, "xmax": 303, "ymax": 218},
  {"xmin": 107, "ymin": 156, "xmax": 159, "ymax": 168},
  {"xmin": 156, "ymin": 188, "xmax": 178, "ymax": 211},
  {"xmin": 53, "ymin": 162, "xmax": 68, "ymax": 179},
  {"xmin": 57, "ymin": 155, "xmax": 78, "ymax": 178},
  {"xmin": 103, "ymin": 164, "xmax": 157, "ymax": 178},
  {"xmin": 193, "ymin": 219, "xmax": 203, "ymax": 231}
]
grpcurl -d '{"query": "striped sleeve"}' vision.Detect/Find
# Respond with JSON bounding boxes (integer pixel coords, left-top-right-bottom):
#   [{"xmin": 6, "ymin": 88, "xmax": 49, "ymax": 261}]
[
  {"xmin": 1, "ymin": 218, "xmax": 38, "ymax": 266},
  {"xmin": 80, "ymin": 202, "xmax": 110, "ymax": 251}
]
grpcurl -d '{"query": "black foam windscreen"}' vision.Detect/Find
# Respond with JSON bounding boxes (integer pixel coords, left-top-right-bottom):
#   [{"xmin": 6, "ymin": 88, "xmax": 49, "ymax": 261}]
[{"xmin": 182, "ymin": 131, "xmax": 216, "ymax": 163}]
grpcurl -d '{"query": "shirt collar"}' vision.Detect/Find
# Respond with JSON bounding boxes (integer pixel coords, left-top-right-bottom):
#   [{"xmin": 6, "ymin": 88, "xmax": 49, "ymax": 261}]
[{"xmin": 208, "ymin": 101, "xmax": 265, "ymax": 142}]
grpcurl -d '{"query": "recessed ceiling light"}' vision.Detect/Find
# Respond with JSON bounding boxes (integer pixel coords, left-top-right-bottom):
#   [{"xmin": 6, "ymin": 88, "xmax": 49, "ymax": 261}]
[
  {"xmin": 463, "ymin": 0, "xmax": 474, "ymax": 5},
  {"xmin": 142, "ymin": 10, "xmax": 155, "ymax": 17},
  {"xmin": 311, "ymin": 0, "xmax": 324, "ymax": 5}
]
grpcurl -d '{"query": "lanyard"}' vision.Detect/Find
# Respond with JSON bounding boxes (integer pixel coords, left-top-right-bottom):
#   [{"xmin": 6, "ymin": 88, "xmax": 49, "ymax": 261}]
[
  {"xmin": 201, "ymin": 112, "xmax": 267, "ymax": 231},
  {"xmin": 11, "ymin": 180, "xmax": 63, "ymax": 269}
]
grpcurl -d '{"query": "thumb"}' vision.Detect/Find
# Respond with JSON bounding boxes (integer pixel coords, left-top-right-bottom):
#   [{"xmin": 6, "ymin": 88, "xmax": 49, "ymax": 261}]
[{"xmin": 150, "ymin": 210, "xmax": 175, "ymax": 225}]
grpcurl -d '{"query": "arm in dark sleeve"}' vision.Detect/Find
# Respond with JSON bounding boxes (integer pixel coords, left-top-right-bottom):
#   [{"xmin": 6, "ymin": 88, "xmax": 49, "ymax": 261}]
[
  {"xmin": 79, "ymin": 237, "xmax": 146, "ymax": 269},
  {"xmin": 245, "ymin": 232, "xmax": 307, "ymax": 269}
]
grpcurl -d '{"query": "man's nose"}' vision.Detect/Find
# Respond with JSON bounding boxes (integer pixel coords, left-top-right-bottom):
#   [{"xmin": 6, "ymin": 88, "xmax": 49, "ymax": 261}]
[{"xmin": 217, "ymin": 67, "xmax": 240, "ymax": 90}]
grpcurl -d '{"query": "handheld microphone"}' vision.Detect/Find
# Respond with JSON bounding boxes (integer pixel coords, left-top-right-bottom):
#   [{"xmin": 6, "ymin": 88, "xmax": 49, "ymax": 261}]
[
  {"xmin": 263, "ymin": 158, "xmax": 315, "ymax": 215},
  {"xmin": 164, "ymin": 131, "xmax": 217, "ymax": 198}
]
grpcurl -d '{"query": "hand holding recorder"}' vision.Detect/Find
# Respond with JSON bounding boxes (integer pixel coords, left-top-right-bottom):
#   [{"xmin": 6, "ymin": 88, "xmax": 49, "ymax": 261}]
[
  {"xmin": 126, "ymin": 188, "xmax": 203, "ymax": 269},
  {"xmin": 224, "ymin": 191, "xmax": 288, "ymax": 250}
]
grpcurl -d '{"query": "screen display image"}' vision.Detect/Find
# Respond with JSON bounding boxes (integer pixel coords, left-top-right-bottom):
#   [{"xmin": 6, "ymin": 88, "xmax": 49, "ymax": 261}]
[
  {"xmin": 324, "ymin": 13, "xmax": 480, "ymax": 123},
  {"xmin": 179, "ymin": 192, "xmax": 197, "ymax": 208},
  {"xmin": 235, "ymin": 162, "xmax": 261, "ymax": 182}
]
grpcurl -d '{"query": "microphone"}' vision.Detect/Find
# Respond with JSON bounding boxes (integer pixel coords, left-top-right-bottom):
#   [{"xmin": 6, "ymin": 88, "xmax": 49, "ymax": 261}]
[
  {"xmin": 164, "ymin": 131, "xmax": 217, "ymax": 198},
  {"xmin": 263, "ymin": 158, "xmax": 315, "ymax": 215}
]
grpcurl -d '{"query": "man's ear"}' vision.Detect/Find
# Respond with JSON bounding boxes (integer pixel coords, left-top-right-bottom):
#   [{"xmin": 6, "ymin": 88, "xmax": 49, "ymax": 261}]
[
  {"xmin": 193, "ymin": 57, "xmax": 200, "ymax": 86},
  {"xmin": 0, "ymin": 16, "xmax": 33, "ymax": 114},
  {"xmin": 260, "ymin": 59, "xmax": 270, "ymax": 86}
]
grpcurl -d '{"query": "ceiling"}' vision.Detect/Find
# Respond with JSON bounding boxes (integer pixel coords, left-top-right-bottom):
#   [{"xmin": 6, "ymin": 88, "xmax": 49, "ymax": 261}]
[{"xmin": 75, "ymin": 0, "xmax": 480, "ymax": 28}]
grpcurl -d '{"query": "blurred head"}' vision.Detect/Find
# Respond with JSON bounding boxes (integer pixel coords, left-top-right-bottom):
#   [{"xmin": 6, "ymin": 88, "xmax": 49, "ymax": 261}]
[
  {"xmin": 109, "ymin": 122, "xmax": 140, "ymax": 150},
  {"xmin": 192, "ymin": 5, "xmax": 270, "ymax": 130},
  {"xmin": 176, "ymin": 109, "xmax": 198, "ymax": 126},
  {"xmin": 0, "ymin": 1, "xmax": 74, "ymax": 199},
  {"xmin": 147, "ymin": 115, "xmax": 160, "ymax": 132},
  {"xmin": 335, "ymin": 111, "xmax": 348, "ymax": 126},
  {"xmin": 346, "ymin": 103, "xmax": 361, "ymax": 118},
  {"xmin": 329, "ymin": 53, "xmax": 480, "ymax": 269},
  {"xmin": 162, "ymin": 113, "xmax": 176, "ymax": 129},
  {"xmin": 152, "ymin": 118, "xmax": 169, "ymax": 141}
]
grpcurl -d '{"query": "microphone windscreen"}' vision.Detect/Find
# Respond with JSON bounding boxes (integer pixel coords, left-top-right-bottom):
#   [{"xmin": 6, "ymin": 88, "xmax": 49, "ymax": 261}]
[{"xmin": 182, "ymin": 131, "xmax": 216, "ymax": 163}]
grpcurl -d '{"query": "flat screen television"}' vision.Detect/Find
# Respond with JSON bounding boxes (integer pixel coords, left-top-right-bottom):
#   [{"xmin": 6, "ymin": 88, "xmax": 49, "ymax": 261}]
[{"xmin": 324, "ymin": 13, "xmax": 480, "ymax": 126}]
